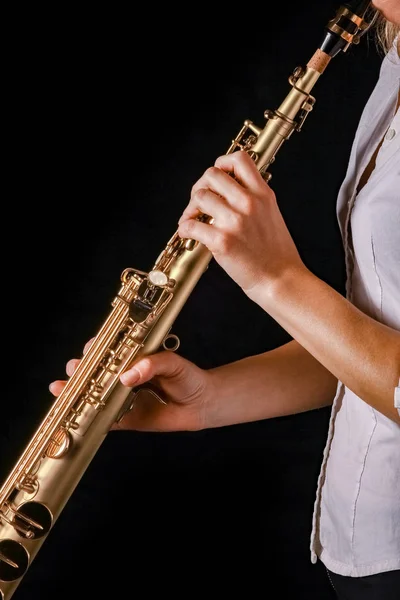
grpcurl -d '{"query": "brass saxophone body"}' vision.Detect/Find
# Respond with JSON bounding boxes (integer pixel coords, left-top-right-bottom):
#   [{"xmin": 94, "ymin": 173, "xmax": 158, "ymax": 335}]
[{"xmin": 0, "ymin": 2, "xmax": 371, "ymax": 597}]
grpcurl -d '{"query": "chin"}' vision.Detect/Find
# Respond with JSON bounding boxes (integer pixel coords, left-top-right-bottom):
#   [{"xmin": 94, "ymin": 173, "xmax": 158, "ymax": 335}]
[{"xmin": 372, "ymin": 1, "xmax": 400, "ymax": 26}]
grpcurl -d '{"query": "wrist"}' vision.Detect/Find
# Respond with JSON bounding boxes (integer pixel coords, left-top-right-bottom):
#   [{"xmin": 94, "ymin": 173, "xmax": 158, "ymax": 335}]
[
  {"xmin": 246, "ymin": 264, "xmax": 313, "ymax": 309},
  {"xmin": 201, "ymin": 367, "xmax": 225, "ymax": 429},
  {"xmin": 203, "ymin": 362, "xmax": 249, "ymax": 429}
]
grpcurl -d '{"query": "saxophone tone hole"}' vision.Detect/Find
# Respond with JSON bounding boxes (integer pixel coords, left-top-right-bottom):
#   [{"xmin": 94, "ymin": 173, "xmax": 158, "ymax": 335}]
[
  {"xmin": 14, "ymin": 502, "xmax": 52, "ymax": 540},
  {"xmin": 0, "ymin": 539, "xmax": 29, "ymax": 581}
]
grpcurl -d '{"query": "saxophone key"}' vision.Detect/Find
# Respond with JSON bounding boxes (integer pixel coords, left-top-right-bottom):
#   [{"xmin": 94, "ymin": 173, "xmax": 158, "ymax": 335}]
[
  {"xmin": 0, "ymin": 552, "xmax": 18, "ymax": 569},
  {"xmin": 0, "ymin": 539, "xmax": 29, "ymax": 582},
  {"xmin": 45, "ymin": 428, "xmax": 71, "ymax": 459}
]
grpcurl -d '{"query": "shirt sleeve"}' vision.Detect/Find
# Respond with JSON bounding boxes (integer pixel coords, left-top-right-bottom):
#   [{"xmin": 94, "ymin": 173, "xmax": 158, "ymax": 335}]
[{"xmin": 395, "ymin": 379, "xmax": 400, "ymax": 417}]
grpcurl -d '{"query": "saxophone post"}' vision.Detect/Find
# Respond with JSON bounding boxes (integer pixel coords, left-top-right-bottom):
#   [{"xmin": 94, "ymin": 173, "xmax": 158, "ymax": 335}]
[{"xmin": 0, "ymin": 2, "xmax": 371, "ymax": 598}]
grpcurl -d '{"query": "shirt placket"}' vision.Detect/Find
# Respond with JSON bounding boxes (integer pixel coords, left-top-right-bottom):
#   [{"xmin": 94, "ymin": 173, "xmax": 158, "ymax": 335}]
[{"xmin": 310, "ymin": 190, "xmax": 357, "ymax": 561}]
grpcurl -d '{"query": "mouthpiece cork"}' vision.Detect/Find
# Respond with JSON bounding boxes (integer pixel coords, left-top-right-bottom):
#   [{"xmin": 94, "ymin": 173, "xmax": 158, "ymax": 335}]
[{"xmin": 307, "ymin": 49, "xmax": 332, "ymax": 73}]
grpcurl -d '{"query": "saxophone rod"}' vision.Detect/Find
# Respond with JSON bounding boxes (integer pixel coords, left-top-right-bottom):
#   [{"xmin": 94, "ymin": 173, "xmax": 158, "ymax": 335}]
[
  {"xmin": 0, "ymin": 3, "xmax": 372, "ymax": 599},
  {"xmin": 244, "ymin": 1, "xmax": 371, "ymax": 170}
]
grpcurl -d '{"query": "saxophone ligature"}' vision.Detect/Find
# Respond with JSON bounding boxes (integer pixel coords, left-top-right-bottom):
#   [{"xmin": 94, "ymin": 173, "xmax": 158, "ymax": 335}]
[{"xmin": 0, "ymin": 2, "xmax": 371, "ymax": 597}]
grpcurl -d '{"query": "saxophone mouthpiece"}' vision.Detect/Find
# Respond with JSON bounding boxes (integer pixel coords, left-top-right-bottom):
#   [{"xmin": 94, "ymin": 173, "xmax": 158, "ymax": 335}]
[{"xmin": 320, "ymin": 0, "xmax": 371, "ymax": 57}]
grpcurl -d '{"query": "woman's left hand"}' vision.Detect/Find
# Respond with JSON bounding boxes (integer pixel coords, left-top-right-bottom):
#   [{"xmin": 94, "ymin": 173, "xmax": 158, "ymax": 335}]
[{"xmin": 178, "ymin": 150, "xmax": 306, "ymax": 300}]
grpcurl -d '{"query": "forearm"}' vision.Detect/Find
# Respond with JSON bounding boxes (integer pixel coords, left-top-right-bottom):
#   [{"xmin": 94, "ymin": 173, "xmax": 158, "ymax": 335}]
[
  {"xmin": 206, "ymin": 339, "xmax": 337, "ymax": 428},
  {"xmin": 252, "ymin": 267, "xmax": 400, "ymax": 423}
]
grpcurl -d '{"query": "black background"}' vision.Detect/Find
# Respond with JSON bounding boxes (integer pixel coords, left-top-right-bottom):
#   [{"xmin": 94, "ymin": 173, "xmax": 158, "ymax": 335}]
[{"xmin": 1, "ymin": 2, "xmax": 383, "ymax": 598}]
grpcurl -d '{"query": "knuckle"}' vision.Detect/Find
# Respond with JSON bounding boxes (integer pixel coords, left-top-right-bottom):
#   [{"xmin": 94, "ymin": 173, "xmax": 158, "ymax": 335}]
[
  {"xmin": 135, "ymin": 357, "xmax": 152, "ymax": 376},
  {"xmin": 193, "ymin": 187, "xmax": 206, "ymax": 202},
  {"xmin": 184, "ymin": 219, "xmax": 196, "ymax": 234},
  {"xmin": 239, "ymin": 192, "xmax": 254, "ymax": 214},
  {"xmin": 230, "ymin": 211, "xmax": 243, "ymax": 231},
  {"xmin": 243, "ymin": 150, "xmax": 254, "ymax": 164},
  {"xmin": 215, "ymin": 231, "xmax": 231, "ymax": 253},
  {"xmin": 268, "ymin": 187, "xmax": 277, "ymax": 202},
  {"xmin": 234, "ymin": 150, "xmax": 248, "ymax": 164},
  {"xmin": 206, "ymin": 166, "xmax": 219, "ymax": 180},
  {"xmin": 262, "ymin": 186, "xmax": 275, "ymax": 205},
  {"xmin": 234, "ymin": 150, "xmax": 244, "ymax": 161},
  {"xmin": 165, "ymin": 354, "xmax": 184, "ymax": 378},
  {"xmin": 214, "ymin": 154, "xmax": 227, "ymax": 169}
]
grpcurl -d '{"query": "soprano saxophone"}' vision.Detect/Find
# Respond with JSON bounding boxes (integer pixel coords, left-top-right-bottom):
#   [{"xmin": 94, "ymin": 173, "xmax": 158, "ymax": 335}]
[{"xmin": 0, "ymin": 2, "xmax": 371, "ymax": 597}]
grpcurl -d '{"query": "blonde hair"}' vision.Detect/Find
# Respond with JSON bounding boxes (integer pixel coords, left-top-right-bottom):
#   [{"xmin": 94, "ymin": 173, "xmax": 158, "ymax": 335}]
[{"xmin": 369, "ymin": 9, "xmax": 400, "ymax": 54}]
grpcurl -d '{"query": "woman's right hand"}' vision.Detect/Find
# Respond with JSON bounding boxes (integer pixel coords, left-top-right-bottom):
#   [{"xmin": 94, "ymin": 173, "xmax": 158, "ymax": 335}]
[{"xmin": 49, "ymin": 339, "xmax": 215, "ymax": 432}]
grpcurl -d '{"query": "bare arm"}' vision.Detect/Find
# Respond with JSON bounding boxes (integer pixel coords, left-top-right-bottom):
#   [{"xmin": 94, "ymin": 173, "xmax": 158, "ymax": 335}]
[
  {"xmin": 52, "ymin": 338, "xmax": 336, "ymax": 432},
  {"xmin": 206, "ymin": 339, "xmax": 337, "ymax": 428},
  {"xmin": 178, "ymin": 150, "xmax": 400, "ymax": 425},
  {"xmin": 251, "ymin": 268, "xmax": 400, "ymax": 424}
]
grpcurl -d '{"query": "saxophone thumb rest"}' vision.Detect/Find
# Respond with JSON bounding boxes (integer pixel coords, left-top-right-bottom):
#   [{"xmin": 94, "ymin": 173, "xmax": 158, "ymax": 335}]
[{"xmin": 0, "ymin": 3, "xmax": 373, "ymax": 599}]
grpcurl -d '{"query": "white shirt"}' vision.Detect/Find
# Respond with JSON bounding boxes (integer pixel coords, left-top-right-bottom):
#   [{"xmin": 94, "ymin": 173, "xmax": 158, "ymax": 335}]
[{"xmin": 310, "ymin": 39, "xmax": 400, "ymax": 577}]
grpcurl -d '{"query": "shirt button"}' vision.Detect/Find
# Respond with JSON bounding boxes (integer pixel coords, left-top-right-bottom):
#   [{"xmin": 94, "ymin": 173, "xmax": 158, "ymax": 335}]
[{"xmin": 385, "ymin": 128, "xmax": 396, "ymax": 140}]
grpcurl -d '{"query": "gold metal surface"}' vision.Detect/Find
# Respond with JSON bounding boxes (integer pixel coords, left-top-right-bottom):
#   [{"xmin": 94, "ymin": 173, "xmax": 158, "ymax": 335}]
[
  {"xmin": 326, "ymin": 5, "xmax": 369, "ymax": 49},
  {"xmin": 45, "ymin": 429, "xmax": 71, "ymax": 459},
  {"xmin": 0, "ymin": 556, "xmax": 18, "ymax": 571},
  {"xmin": 0, "ymin": 4, "xmax": 370, "ymax": 598}
]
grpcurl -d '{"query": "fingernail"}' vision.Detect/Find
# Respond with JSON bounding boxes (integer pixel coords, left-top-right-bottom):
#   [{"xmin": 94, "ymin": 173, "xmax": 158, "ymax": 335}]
[
  {"xmin": 49, "ymin": 383, "xmax": 56, "ymax": 393},
  {"xmin": 120, "ymin": 368, "xmax": 140, "ymax": 385}
]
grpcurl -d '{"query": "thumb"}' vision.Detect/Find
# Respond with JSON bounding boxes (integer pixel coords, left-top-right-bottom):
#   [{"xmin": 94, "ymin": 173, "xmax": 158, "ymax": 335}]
[{"xmin": 119, "ymin": 351, "xmax": 189, "ymax": 387}]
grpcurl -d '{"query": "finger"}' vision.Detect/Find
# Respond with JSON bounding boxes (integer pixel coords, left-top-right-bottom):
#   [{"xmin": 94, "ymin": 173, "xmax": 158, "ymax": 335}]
[
  {"xmin": 214, "ymin": 151, "xmax": 266, "ymax": 190},
  {"xmin": 83, "ymin": 337, "xmax": 96, "ymax": 355},
  {"xmin": 110, "ymin": 391, "xmax": 164, "ymax": 432},
  {"xmin": 177, "ymin": 218, "xmax": 222, "ymax": 251},
  {"xmin": 120, "ymin": 351, "xmax": 186, "ymax": 387},
  {"xmin": 191, "ymin": 166, "xmax": 244, "ymax": 208},
  {"xmin": 49, "ymin": 380, "xmax": 67, "ymax": 396},
  {"xmin": 66, "ymin": 358, "xmax": 80, "ymax": 377},
  {"xmin": 178, "ymin": 188, "xmax": 230, "ymax": 225}
]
